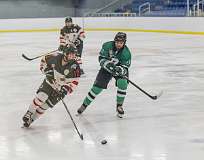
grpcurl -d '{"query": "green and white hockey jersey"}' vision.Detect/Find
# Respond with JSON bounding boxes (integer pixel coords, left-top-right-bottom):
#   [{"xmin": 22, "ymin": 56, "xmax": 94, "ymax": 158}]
[{"xmin": 99, "ymin": 41, "xmax": 131, "ymax": 69}]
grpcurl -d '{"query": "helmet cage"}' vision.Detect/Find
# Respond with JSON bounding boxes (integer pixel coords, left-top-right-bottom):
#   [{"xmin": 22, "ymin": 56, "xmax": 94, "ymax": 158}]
[
  {"xmin": 114, "ymin": 32, "xmax": 127, "ymax": 44},
  {"xmin": 65, "ymin": 17, "xmax": 72, "ymax": 23}
]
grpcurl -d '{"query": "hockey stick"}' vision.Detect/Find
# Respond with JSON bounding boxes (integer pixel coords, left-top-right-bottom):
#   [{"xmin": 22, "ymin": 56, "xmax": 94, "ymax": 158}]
[
  {"xmin": 78, "ymin": 115, "xmax": 108, "ymax": 145},
  {"xmin": 61, "ymin": 98, "xmax": 84, "ymax": 140},
  {"xmin": 22, "ymin": 49, "xmax": 58, "ymax": 61},
  {"xmin": 123, "ymin": 76, "xmax": 163, "ymax": 100},
  {"xmin": 52, "ymin": 79, "xmax": 83, "ymax": 140}
]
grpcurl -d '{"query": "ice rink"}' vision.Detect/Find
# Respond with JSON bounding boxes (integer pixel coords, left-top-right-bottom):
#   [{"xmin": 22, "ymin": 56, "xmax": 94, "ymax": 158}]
[{"xmin": 0, "ymin": 30, "xmax": 204, "ymax": 160}]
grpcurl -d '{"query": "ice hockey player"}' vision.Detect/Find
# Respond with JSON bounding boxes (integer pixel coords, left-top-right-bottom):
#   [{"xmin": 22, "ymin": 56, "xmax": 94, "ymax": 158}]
[
  {"xmin": 77, "ymin": 32, "xmax": 131, "ymax": 118},
  {"xmin": 22, "ymin": 45, "xmax": 81, "ymax": 128},
  {"xmin": 58, "ymin": 17, "xmax": 85, "ymax": 75}
]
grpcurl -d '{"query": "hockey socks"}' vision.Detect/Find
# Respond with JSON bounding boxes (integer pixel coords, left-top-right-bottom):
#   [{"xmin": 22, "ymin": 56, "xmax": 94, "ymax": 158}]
[
  {"xmin": 116, "ymin": 78, "xmax": 127, "ymax": 105},
  {"xmin": 83, "ymin": 85, "xmax": 103, "ymax": 106},
  {"xmin": 77, "ymin": 85, "xmax": 103, "ymax": 114}
]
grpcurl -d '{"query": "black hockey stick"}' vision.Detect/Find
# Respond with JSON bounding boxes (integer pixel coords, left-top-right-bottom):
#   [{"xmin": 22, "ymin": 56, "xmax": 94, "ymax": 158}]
[
  {"xmin": 61, "ymin": 99, "xmax": 84, "ymax": 140},
  {"xmin": 52, "ymin": 79, "xmax": 83, "ymax": 141},
  {"xmin": 22, "ymin": 49, "xmax": 58, "ymax": 61},
  {"xmin": 124, "ymin": 76, "xmax": 163, "ymax": 100}
]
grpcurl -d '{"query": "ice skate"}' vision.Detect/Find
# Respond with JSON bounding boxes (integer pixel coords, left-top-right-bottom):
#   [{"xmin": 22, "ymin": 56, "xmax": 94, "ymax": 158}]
[
  {"xmin": 116, "ymin": 104, "xmax": 124, "ymax": 118},
  {"xmin": 77, "ymin": 104, "xmax": 87, "ymax": 115},
  {"xmin": 22, "ymin": 111, "xmax": 34, "ymax": 128}
]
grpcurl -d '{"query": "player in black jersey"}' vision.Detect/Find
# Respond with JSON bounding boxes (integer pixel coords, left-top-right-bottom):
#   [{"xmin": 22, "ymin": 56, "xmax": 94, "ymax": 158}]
[
  {"xmin": 22, "ymin": 45, "xmax": 81, "ymax": 128},
  {"xmin": 59, "ymin": 17, "xmax": 85, "ymax": 74}
]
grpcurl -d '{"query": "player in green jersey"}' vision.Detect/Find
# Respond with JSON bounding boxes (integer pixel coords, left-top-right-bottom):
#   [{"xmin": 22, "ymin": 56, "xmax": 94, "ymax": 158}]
[{"xmin": 77, "ymin": 32, "xmax": 131, "ymax": 118}]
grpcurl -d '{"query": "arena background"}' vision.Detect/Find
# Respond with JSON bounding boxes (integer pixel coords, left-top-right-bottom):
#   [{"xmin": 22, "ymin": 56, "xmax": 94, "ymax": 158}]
[{"xmin": 0, "ymin": 1, "xmax": 204, "ymax": 160}]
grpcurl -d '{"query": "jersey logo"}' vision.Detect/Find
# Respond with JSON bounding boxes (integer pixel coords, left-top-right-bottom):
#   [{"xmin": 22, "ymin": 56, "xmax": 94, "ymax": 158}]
[
  {"xmin": 73, "ymin": 28, "xmax": 77, "ymax": 32},
  {"xmin": 64, "ymin": 69, "xmax": 70, "ymax": 75}
]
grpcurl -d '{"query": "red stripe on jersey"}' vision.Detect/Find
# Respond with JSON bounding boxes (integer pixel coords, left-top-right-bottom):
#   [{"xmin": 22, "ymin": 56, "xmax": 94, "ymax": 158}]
[
  {"xmin": 72, "ymin": 80, "xmax": 78, "ymax": 85},
  {"xmin": 60, "ymin": 40, "xmax": 66, "ymax": 43}
]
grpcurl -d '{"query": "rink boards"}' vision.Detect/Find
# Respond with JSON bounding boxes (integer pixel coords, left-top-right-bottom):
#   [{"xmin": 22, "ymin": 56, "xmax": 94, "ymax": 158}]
[{"xmin": 0, "ymin": 17, "xmax": 204, "ymax": 35}]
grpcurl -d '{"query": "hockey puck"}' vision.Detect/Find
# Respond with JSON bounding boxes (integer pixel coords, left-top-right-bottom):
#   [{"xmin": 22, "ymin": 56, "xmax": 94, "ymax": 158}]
[{"xmin": 101, "ymin": 139, "xmax": 107, "ymax": 145}]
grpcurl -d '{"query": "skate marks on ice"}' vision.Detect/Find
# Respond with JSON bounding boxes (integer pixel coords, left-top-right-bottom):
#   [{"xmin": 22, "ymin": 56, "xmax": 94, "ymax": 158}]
[
  {"xmin": 77, "ymin": 115, "xmax": 109, "ymax": 145},
  {"xmin": 190, "ymin": 138, "xmax": 204, "ymax": 144}
]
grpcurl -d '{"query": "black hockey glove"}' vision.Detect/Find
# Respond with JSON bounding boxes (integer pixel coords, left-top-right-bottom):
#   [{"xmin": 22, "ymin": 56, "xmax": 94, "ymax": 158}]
[
  {"xmin": 73, "ymin": 66, "xmax": 81, "ymax": 77},
  {"xmin": 57, "ymin": 86, "xmax": 68, "ymax": 100},
  {"xmin": 103, "ymin": 61, "xmax": 116, "ymax": 74},
  {"xmin": 44, "ymin": 67, "xmax": 54, "ymax": 80},
  {"xmin": 113, "ymin": 66, "xmax": 127, "ymax": 77}
]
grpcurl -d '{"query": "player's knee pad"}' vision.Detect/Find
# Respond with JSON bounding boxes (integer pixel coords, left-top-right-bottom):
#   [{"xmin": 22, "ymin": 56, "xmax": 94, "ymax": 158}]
[
  {"xmin": 32, "ymin": 92, "xmax": 48, "ymax": 108},
  {"xmin": 36, "ymin": 92, "xmax": 49, "ymax": 102},
  {"xmin": 116, "ymin": 78, "xmax": 128, "ymax": 90},
  {"xmin": 36, "ymin": 103, "xmax": 49, "ymax": 115}
]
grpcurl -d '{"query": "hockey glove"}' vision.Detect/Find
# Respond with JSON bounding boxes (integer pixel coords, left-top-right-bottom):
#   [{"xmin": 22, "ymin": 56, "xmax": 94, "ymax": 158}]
[
  {"xmin": 68, "ymin": 63, "xmax": 81, "ymax": 78},
  {"xmin": 113, "ymin": 66, "xmax": 127, "ymax": 77},
  {"xmin": 71, "ymin": 64, "xmax": 81, "ymax": 78},
  {"xmin": 103, "ymin": 61, "xmax": 116, "ymax": 74},
  {"xmin": 60, "ymin": 80, "xmax": 79, "ymax": 96},
  {"xmin": 58, "ymin": 86, "xmax": 68, "ymax": 100}
]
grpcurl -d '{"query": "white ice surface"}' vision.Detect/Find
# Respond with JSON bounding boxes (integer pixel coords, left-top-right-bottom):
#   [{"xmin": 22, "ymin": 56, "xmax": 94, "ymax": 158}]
[{"xmin": 0, "ymin": 31, "xmax": 204, "ymax": 160}]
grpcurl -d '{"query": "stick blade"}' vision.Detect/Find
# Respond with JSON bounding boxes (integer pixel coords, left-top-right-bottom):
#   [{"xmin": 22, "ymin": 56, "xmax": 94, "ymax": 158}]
[
  {"xmin": 22, "ymin": 54, "xmax": 33, "ymax": 61},
  {"xmin": 155, "ymin": 90, "xmax": 163, "ymax": 100},
  {"xmin": 80, "ymin": 134, "xmax": 84, "ymax": 140}
]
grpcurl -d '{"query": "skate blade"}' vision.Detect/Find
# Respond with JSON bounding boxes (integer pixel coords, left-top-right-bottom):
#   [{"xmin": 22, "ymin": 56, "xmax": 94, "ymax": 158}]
[
  {"xmin": 21, "ymin": 125, "xmax": 28, "ymax": 129},
  {"xmin": 21, "ymin": 122, "xmax": 30, "ymax": 128},
  {"xmin": 117, "ymin": 113, "xmax": 123, "ymax": 118},
  {"xmin": 75, "ymin": 113, "xmax": 82, "ymax": 117}
]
